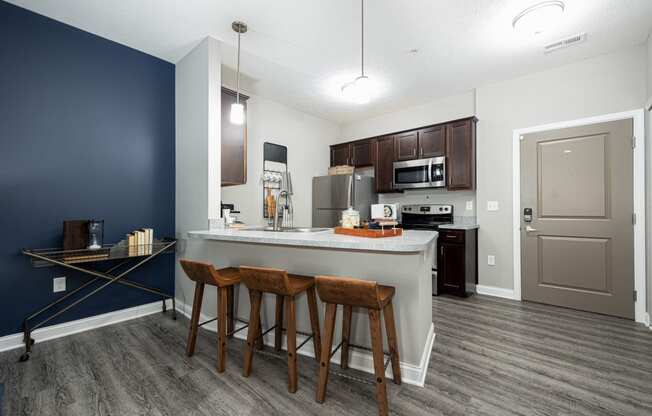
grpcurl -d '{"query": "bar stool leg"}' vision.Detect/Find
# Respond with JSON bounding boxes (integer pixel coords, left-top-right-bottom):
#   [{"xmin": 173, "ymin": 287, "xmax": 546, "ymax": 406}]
[
  {"xmin": 285, "ymin": 295, "xmax": 298, "ymax": 393},
  {"xmin": 227, "ymin": 285, "xmax": 235, "ymax": 338},
  {"xmin": 369, "ymin": 309, "xmax": 389, "ymax": 416},
  {"xmin": 186, "ymin": 282, "xmax": 205, "ymax": 357},
  {"xmin": 274, "ymin": 294, "xmax": 284, "ymax": 352},
  {"xmin": 316, "ymin": 303, "xmax": 337, "ymax": 403},
  {"xmin": 383, "ymin": 301, "xmax": 401, "ymax": 385},
  {"xmin": 306, "ymin": 287, "xmax": 322, "ymax": 362},
  {"xmin": 217, "ymin": 287, "xmax": 228, "ymax": 373},
  {"xmin": 243, "ymin": 290, "xmax": 262, "ymax": 377},
  {"xmin": 341, "ymin": 305, "xmax": 352, "ymax": 369}
]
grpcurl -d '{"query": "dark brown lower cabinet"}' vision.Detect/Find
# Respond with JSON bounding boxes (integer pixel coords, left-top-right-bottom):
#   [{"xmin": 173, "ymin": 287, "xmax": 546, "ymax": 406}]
[{"xmin": 437, "ymin": 229, "xmax": 477, "ymax": 297}]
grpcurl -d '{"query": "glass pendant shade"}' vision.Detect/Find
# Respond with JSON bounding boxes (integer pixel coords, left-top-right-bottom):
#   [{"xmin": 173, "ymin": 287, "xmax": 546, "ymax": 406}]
[
  {"xmin": 342, "ymin": 76, "xmax": 370, "ymax": 104},
  {"xmin": 230, "ymin": 102, "xmax": 245, "ymax": 125}
]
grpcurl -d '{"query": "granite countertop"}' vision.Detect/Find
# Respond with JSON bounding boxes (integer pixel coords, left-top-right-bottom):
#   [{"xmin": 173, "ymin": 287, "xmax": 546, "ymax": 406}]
[
  {"xmin": 437, "ymin": 216, "xmax": 479, "ymax": 230},
  {"xmin": 188, "ymin": 228, "xmax": 437, "ymax": 253},
  {"xmin": 438, "ymin": 223, "xmax": 479, "ymax": 230}
]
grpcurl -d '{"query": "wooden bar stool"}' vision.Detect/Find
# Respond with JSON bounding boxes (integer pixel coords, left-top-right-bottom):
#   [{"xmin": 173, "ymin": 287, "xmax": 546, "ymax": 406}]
[
  {"xmin": 314, "ymin": 275, "xmax": 401, "ymax": 416},
  {"xmin": 180, "ymin": 259, "xmax": 261, "ymax": 373},
  {"xmin": 239, "ymin": 266, "xmax": 322, "ymax": 393}
]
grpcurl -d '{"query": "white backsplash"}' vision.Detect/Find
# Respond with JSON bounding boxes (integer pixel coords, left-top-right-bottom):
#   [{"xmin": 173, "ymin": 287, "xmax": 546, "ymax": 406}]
[{"xmin": 379, "ymin": 188, "xmax": 476, "ymax": 219}]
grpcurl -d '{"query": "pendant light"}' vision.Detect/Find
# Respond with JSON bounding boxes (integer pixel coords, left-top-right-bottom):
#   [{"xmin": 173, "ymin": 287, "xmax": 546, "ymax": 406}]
[
  {"xmin": 230, "ymin": 21, "xmax": 247, "ymax": 125},
  {"xmin": 341, "ymin": 0, "xmax": 370, "ymax": 104}
]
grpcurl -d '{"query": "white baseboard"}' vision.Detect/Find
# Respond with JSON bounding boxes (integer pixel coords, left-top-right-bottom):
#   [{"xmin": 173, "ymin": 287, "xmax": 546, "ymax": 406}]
[
  {"xmin": 475, "ymin": 285, "xmax": 517, "ymax": 300},
  {"xmin": 175, "ymin": 299, "xmax": 435, "ymax": 387},
  {"xmin": 0, "ymin": 300, "xmax": 171, "ymax": 353}
]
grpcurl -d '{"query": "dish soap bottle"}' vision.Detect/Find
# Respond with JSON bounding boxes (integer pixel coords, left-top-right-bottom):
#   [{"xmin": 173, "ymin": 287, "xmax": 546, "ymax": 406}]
[{"xmin": 266, "ymin": 189, "xmax": 276, "ymax": 219}]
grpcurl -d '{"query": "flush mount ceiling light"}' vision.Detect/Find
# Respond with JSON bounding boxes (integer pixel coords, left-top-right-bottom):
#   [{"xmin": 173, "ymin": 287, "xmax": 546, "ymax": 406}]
[
  {"xmin": 342, "ymin": 0, "xmax": 371, "ymax": 104},
  {"xmin": 512, "ymin": 1, "xmax": 565, "ymax": 35},
  {"xmin": 230, "ymin": 21, "xmax": 247, "ymax": 125}
]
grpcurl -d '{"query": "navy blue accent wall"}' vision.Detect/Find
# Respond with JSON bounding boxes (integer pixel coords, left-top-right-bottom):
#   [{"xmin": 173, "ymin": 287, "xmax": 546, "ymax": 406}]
[{"xmin": 0, "ymin": 1, "xmax": 175, "ymax": 337}]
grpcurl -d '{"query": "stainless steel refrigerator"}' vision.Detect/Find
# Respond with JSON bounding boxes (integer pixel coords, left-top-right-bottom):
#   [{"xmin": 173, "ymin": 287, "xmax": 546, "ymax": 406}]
[{"xmin": 312, "ymin": 174, "xmax": 378, "ymax": 227}]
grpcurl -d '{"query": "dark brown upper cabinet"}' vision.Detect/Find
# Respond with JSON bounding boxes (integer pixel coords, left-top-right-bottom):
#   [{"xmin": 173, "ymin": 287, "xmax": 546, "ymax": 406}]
[
  {"xmin": 446, "ymin": 118, "xmax": 476, "ymax": 190},
  {"xmin": 221, "ymin": 87, "xmax": 249, "ymax": 186},
  {"xmin": 394, "ymin": 131, "xmax": 419, "ymax": 161},
  {"xmin": 328, "ymin": 116, "xmax": 476, "ymax": 192},
  {"xmin": 418, "ymin": 124, "xmax": 446, "ymax": 158},
  {"xmin": 330, "ymin": 143, "xmax": 350, "ymax": 166},
  {"xmin": 375, "ymin": 135, "xmax": 397, "ymax": 193},
  {"xmin": 350, "ymin": 139, "xmax": 375, "ymax": 167}
]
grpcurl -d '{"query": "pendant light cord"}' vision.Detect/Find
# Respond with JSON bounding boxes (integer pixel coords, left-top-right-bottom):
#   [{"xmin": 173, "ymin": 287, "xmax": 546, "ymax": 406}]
[
  {"xmin": 361, "ymin": 0, "xmax": 365, "ymax": 77},
  {"xmin": 236, "ymin": 31, "xmax": 241, "ymax": 104}
]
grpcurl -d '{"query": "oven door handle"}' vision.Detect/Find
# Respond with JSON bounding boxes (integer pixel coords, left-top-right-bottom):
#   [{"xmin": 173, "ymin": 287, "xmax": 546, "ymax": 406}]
[{"xmin": 428, "ymin": 158, "xmax": 433, "ymax": 186}]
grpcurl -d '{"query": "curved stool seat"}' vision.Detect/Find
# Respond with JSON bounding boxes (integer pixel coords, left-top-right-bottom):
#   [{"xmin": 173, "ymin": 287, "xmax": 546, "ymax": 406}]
[
  {"xmin": 180, "ymin": 259, "xmax": 261, "ymax": 373},
  {"xmin": 315, "ymin": 275, "xmax": 401, "ymax": 416},
  {"xmin": 239, "ymin": 266, "xmax": 322, "ymax": 393}
]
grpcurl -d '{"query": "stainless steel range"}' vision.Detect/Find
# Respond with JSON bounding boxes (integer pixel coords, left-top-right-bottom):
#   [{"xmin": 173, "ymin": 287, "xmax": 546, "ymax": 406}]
[{"xmin": 401, "ymin": 204, "xmax": 454, "ymax": 295}]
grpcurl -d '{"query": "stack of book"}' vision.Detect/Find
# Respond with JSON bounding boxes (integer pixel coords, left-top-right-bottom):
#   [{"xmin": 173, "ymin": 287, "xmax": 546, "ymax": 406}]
[{"xmin": 127, "ymin": 228, "xmax": 154, "ymax": 256}]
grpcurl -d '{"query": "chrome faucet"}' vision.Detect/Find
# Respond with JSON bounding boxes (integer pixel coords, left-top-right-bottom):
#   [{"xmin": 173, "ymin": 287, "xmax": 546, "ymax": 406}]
[{"xmin": 273, "ymin": 190, "xmax": 290, "ymax": 231}]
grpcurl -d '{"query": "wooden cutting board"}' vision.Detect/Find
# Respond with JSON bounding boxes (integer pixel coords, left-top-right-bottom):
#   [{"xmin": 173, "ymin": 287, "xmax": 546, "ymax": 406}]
[{"xmin": 334, "ymin": 227, "xmax": 402, "ymax": 238}]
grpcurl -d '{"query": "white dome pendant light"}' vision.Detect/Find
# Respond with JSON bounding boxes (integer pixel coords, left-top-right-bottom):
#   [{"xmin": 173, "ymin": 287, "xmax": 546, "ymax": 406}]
[
  {"xmin": 342, "ymin": 0, "xmax": 371, "ymax": 104},
  {"xmin": 230, "ymin": 21, "xmax": 247, "ymax": 125}
]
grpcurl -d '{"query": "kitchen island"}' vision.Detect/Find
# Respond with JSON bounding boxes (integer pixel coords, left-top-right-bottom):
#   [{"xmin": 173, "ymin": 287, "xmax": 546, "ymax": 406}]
[{"xmin": 184, "ymin": 228, "xmax": 436, "ymax": 386}]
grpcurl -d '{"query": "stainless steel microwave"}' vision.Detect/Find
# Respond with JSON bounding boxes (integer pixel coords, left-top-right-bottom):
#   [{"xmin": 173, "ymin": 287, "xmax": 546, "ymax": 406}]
[{"xmin": 393, "ymin": 157, "xmax": 446, "ymax": 190}]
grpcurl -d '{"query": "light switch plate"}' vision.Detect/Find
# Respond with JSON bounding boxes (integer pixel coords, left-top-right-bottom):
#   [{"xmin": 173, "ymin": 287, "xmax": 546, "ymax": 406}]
[
  {"xmin": 487, "ymin": 201, "xmax": 499, "ymax": 211},
  {"xmin": 487, "ymin": 255, "xmax": 496, "ymax": 266},
  {"xmin": 466, "ymin": 200, "xmax": 473, "ymax": 211},
  {"xmin": 53, "ymin": 276, "xmax": 66, "ymax": 293}
]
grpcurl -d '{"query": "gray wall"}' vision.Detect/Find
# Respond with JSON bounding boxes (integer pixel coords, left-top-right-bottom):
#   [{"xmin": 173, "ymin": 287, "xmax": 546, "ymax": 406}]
[
  {"xmin": 476, "ymin": 44, "xmax": 647, "ymax": 291},
  {"xmin": 341, "ymin": 44, "xmax": 649, "ymax": 298}
]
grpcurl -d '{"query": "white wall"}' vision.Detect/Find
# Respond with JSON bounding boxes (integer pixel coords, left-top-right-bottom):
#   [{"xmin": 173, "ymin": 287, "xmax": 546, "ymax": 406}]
[
  {"xmin": 646, "ymin": 33, "xmax": 652, "ymax": 318},
  {"xmin": 221, "ymin": 93, "xmax": 340, "ymax": 227},
  {"xmin": 340, "ymin": 91, "xmax": 476, "ymax": 141},
  {"xmin": 379, "ymin": 190, "xmax": 476, "ymax": 220},
  {"xmin": 340, "ymin": 91, "xmax": 478, "ymax": 218},
  {"xmin": 175, "ymin": 37, "xmax": 222, "ymax": 314},
  {"xmin": 340, "ymin": 44, "xmax": 648, "ymax": 295}
]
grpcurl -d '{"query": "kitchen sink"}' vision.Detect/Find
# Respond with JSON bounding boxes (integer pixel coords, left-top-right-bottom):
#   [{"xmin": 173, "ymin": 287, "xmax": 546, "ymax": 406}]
[{"xmin": 238, "ymin": 226, "xmax": 331, "ymax": 233}]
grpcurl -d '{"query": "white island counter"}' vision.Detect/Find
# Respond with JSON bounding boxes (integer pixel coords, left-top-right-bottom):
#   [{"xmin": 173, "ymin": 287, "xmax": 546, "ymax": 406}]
[{"xmin": 185, "ymin": 228, "xmax": 436, "ymax": 386}]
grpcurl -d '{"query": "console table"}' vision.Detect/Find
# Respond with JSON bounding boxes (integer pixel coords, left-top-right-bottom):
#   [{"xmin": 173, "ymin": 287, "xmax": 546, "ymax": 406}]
[{"xmin": 20, "ymin": 238, "xmax": 176, "ymax": 362}]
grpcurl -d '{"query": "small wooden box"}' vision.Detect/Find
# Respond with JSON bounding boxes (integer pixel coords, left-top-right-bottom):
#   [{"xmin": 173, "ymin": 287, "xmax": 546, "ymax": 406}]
[{"xmin": 328, "ymin": 165, "xmax": 355, "ymax": 176}]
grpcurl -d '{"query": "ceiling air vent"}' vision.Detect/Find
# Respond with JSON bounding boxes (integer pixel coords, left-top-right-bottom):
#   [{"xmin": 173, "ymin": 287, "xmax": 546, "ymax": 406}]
[{"xmin": 543, "ymin": 32, "xmax": 587, "ymax": 54}]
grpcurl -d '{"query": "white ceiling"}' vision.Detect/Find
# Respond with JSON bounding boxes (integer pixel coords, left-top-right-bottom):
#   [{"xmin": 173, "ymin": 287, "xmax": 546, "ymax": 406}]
[{"xmin": 7, "ymin": 0, "xmax": 652, "ymax": 124}]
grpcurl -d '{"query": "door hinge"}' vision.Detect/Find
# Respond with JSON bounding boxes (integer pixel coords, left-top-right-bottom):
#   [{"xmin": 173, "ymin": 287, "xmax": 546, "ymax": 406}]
[
  {"xmin": 632, "ymin": 136, "xmax": 636, "ymax": 149},
  {"xmin": 632, "ymin": 213, "xmax": 637, "ymax": 225},
  {"xmin": 634, "ymin": 290, "xmax": 637, "ymax": 301}
]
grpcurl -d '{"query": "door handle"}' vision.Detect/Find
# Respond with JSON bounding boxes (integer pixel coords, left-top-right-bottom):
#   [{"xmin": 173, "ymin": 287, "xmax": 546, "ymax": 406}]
[{"xmin": 525, "ymin": 225, "xmax": 538, "ymax": 233}]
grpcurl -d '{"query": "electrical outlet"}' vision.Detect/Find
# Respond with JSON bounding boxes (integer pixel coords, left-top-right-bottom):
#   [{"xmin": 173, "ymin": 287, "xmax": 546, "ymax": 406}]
[
  {"xmin": 466, "ymin": 200, "xmax": 473, "ymax": 211},
  {"xmin": 487, "ymin": 201, "xmax": 499, "ymax": 211},
  {"xmin": 487, "ymin": 255, "xmax": 496, "ymax": 266},
  {"xmin": 53, "ymin": 276, "xmax": 66, "ymax": 293}
]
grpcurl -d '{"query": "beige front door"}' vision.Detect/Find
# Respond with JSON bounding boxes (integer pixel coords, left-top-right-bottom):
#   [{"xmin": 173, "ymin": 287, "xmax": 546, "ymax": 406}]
[{"xmin": 520, "ymin": 119, "xmax": 634, "ymax": 319}]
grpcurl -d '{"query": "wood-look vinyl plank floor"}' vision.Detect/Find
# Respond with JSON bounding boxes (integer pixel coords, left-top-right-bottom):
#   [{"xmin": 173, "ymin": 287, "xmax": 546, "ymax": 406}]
[{"xmin": 1, "ymin": 294, "xmax": 651, "ymax": 415}]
